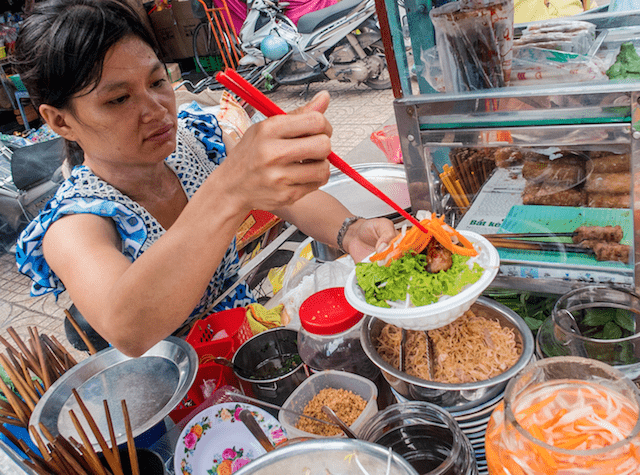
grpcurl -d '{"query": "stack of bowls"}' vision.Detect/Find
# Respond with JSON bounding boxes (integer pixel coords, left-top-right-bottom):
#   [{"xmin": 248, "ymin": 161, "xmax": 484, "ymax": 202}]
[{"xmin": 361, "ymin": 297, "xmax": 535, "ymax": 474}]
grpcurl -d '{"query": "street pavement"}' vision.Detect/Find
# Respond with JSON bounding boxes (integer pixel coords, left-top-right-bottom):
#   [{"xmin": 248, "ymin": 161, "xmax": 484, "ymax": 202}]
[{"xmin": 0, "ymin": 79, "xmax": 396, "ymax": 361}]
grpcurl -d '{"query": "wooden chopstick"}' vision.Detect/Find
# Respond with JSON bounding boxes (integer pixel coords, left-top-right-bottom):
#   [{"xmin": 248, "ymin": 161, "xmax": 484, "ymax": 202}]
[
  {"xmin": 486, "ymin": 237, "xmax": 594, "ymax": 254},
  {"xmin": 483, "ymin": 232, "xmax": 576, "ymax": 239},
  {"xmin": 215, "ymin": 68, "xmax": 429, "ymax": 235}
]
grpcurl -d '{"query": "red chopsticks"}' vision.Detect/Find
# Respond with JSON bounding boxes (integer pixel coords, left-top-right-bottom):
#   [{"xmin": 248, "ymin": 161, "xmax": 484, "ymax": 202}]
[{"xmin": 215, "ymin": 69, "xmax": 429, "ymax": 235}]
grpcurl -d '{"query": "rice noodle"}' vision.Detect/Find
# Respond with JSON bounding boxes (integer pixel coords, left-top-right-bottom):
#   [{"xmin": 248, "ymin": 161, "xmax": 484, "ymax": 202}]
[{"xmin": 375, "ymin": 310, "xmax": 521, "ymax": 383}]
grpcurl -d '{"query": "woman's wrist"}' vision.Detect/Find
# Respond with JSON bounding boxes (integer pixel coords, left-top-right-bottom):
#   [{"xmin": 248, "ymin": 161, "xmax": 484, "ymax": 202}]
[{"xmin": 337, "ymin": 216, "xmax": 364, "ymax": 254}]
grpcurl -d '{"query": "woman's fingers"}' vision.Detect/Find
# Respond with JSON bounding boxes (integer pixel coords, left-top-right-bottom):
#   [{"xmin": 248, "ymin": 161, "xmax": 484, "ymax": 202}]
[{"xmin": 290, "ymin": 90, "xmax": 331, "ymax": 115}]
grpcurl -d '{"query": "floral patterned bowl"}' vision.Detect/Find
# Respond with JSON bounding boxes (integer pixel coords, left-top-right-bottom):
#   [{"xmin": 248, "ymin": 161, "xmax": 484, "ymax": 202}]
[{"xmin": 174, "ymin": 402, "xmax": 287, "ymax": 475}]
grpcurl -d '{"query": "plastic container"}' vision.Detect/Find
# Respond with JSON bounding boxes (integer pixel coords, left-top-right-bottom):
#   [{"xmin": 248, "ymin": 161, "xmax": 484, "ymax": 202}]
[
  {"xmin": 168, "ymin": 362, "xmax": 239, "ymax": 423},
  {"xmin": 360, "ymin": 401, "xmax": 478, "ymax": 475},
  {"xmin": 344, "ymin": 231, "xmax": 500, "ymax": 331},
  {"xmin": 186, "ymin": 307, "xmax": 253, "ymax": 354},
  {"xmin": 278, "ymin": 370, "xmax": 378, "ymax": 439},
  {"xmin": 298, "ymin": 287, "xmax": 379, "ymax": 380}
]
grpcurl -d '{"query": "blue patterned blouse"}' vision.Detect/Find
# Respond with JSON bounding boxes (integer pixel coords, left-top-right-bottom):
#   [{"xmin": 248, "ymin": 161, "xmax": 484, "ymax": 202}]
[{"xmin": 15, "ymin": 104, "xmax": 255, "ymax": 328}]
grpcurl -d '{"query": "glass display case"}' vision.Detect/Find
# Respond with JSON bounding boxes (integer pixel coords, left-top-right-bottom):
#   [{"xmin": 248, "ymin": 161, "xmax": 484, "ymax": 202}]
[{"xmin": 394, "ymin": 82, "xmax": 640, "ymax": 294}]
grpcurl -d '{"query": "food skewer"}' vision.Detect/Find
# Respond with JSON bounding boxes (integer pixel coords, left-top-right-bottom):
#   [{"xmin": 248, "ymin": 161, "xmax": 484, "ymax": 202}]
[
  {"xmin": 484, "ymin": 238, "xmax": 595, "ymax": 254},
  {"xmin": 65, "ymin": 309, "xmax": 98, "ymax": 355},
  {"xmin": 121, "ymin": 400, "xmax": 139, "ymax": 475}
]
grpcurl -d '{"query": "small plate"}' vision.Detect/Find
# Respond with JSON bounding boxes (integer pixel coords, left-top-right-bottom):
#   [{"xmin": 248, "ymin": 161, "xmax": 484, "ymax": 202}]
[
  {"xmin": 344, "ymin": 231, "xmax": 500, "ymax": 331},
  {"xmin": 174, "ymin": 402, "xmax": 287, "ymax": 475}
]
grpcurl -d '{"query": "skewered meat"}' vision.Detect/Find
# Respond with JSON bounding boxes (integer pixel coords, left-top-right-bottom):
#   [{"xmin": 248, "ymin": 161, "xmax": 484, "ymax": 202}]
[
  {"xmin": 422, "ymin": 240, "xmax": 453, "ymax": 274},
  {"xmin": 586, "ymin": 193, "xmax": 630, "ymax": 209},
  {"xmin": 573, "ymin": 225, "xmax": 624, "ymax": 243},
  {"xmin": 584, "ymin": 173, "xmax": 630, "ymax": 194},
  {"xmin": 593, "ymin": 242, "xmax": 631, "ymax": 263}
]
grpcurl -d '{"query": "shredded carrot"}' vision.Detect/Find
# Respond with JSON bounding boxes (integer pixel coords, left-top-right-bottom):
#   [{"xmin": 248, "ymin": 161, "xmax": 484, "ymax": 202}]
[
  {"xmin": 485, "ymin": 380, "xmax": 640, "ymax": 474},
  {"xmin": 368, "ymin": 214, "xmax": 477, "ymax": 265}
]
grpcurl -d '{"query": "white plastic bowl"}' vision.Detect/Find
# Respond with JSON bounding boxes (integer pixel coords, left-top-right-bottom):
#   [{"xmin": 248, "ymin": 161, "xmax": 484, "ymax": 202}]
[{"xmin": 344, "ymin": 231, "xmax": 499, "ymax": 331}]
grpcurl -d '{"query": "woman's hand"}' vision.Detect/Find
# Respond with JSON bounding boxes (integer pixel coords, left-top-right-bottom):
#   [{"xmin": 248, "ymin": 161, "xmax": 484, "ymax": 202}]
[
  {"xmin": 214, "ymin": 91, "xmax": 334, "ymax": 215},
  {"xmin": 342, "ymin": 217, "xmax": 398, "ymax": 263}
]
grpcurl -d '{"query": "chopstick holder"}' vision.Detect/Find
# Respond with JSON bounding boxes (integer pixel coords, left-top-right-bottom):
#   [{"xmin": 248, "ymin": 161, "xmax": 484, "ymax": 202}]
[{"xmin": 215, "ymin": 69, "xmax": 429, "ymax": 235}]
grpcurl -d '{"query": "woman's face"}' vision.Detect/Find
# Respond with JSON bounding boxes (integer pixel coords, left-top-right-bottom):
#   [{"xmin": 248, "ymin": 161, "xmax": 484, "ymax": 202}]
[{"xmin": 57, "ymin": 35, "xmax": 178, "ymax": 169}]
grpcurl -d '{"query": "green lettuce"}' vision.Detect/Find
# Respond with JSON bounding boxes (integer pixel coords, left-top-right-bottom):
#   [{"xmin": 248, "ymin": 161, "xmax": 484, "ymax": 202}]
[{"xmin": 355, "ymin": 253, "xmax": 484, "ymax": 308}]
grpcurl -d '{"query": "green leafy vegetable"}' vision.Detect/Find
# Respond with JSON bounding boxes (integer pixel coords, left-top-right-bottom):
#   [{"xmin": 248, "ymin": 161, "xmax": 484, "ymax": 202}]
[{"xmin": 355, "ymin": 253, "xmax": 483, "ymax": 308}]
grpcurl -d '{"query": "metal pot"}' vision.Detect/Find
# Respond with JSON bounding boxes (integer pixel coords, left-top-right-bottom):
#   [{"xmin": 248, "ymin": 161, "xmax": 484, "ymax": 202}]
[
  {"xmin": 232, "ymin": 438, "xmax": 419, "ymax": 475},
  {"xmin": 232, "ymin": 328, "xmax": 308, "ymax": 407},
  {"xmin": 361, "ymin": 297, "xmax": 535, "ymax": 411}
]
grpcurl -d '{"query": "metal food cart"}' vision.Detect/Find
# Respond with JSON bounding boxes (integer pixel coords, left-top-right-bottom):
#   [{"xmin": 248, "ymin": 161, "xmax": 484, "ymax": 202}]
[{"xmin": 375, "ymin": 2, "xmax": 640, "ymax": 294}]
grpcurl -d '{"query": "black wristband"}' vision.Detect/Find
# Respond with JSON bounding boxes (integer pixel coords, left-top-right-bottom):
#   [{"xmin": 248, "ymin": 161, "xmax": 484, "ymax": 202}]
[{"xmin": 337, "ymin": 216, "xmax": 363, "ymax": 254}]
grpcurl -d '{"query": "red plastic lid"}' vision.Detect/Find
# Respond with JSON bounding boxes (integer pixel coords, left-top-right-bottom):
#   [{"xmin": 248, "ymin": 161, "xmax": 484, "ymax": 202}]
[{"xmin": 299, "ymin": 287, "xmax": 364, "ymax": 335}]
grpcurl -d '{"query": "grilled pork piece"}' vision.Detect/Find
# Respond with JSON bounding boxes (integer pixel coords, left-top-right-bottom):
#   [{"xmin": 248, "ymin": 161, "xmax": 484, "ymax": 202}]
[
  {"xmin": 587, "ymin": 193, "xmax": 630, "ymax": 209},
  {"xmin": 572, "ymin": 225, "xmax": 624, "ymax": 244},
  {"xmin": 584, "ymin": 173, "xmax": 630, "ymax": 194},
  {"xmin": 590, "ymin": 154, "xmax": 630, "ymax": 174},
  {"xmin": 522, "ymin": 182, "xmax": 586, "ymax": 207},
  {"xmin": 593, "ymin": 242, "xmax": 630, "ymax": 263},
  {"xmin": 423, "ymin": 240, "xmax": 453, "ymax": 273},
  {"xmin": 522, "ymin": 157, "xmax": 585, "ymax": 185}
]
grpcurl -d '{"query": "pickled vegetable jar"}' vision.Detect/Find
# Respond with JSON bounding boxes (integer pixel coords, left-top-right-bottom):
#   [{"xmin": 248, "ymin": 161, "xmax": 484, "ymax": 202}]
[{"xmin": 485, "ymin": 356, "xmax": 640, "ymax": 474}]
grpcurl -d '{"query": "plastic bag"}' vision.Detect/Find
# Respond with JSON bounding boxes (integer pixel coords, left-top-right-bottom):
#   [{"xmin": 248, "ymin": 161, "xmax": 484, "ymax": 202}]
[
  {"xmin": 370, "ymin": 125, "xmax": 403, "ymax": 164},
  {"xmin": 514, "ymin": 20, "xmax": 596, "ymax": 56},
  {"xmin": 430, "ymin": 0, "xmax": 514, "ymax": 92},
  {"xmin": 510, "ymin": 46, "xmax": 607, "ymax": 86},
  {"xmin": 420, "ymin": 47, "xmax": 446, "ymax": 92},
  {"xmin": 267, "ymin": 237, "xmax": 355, "ymax": 330}
]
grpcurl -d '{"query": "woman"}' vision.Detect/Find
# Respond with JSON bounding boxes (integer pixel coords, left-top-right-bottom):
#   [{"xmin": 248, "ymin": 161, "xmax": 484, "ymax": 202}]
[{"xmin": 14, "ymin": 0, "xmax": 396, "ymax": 357}]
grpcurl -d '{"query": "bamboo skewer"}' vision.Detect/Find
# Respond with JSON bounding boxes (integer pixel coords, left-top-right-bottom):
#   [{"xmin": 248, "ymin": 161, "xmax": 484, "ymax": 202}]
[
  {"xmin": 0, "ymin": 373, "xmax": 29, "ymax": 426},
  {"xmin": 69, "ymin": 409, "xmax": 107, "ymax": 475},
  {"xmin": 72, "ymin": 389, "xmax": 123, "ymax": 475},
  {"xmin": 122, "ymin": 400, "xmax": 139, "ymax": 475},
  {"xmin": 103, "ymin": 400, "xmax": 121, "ymax": 470},
  {"xmin": 64, "ymin": 310, "xmax": 98, "ymax": 356}
]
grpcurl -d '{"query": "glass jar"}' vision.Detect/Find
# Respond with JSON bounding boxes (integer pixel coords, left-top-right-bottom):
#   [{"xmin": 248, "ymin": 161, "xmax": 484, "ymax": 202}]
[
  {"xmin": 536, "ymin": 285, "xmax": 640, "ymax": 382},
  {"xmin": 359, "ymin": 401, "xmax": 478, "ymax": 475},
  {"xmin": 298, "ymin": 287, "xmax": 379, "ymax": 380},
  {"xmin": 485, "ymin": 356, "xmax": 640, "ymax": 474}
]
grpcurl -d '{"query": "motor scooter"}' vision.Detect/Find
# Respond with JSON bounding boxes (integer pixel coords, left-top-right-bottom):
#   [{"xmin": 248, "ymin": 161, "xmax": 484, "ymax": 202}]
[
  {"xmin": 0, "ymin": 137, "xmax": 65, "ymax": 251},
  {"xmin": 238, "ymin": 0, "xmax": 391, "ymax": 91}
]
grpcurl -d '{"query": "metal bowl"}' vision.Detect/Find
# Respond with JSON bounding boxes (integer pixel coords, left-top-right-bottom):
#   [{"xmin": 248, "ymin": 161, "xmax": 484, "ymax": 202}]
[
  {"xmin": 232, "ymin": 438, "xmax": 419, "ymax": 475},
  {"xmin": 361, "ymin": 296, "xmax": 535, "ymax": 411}
]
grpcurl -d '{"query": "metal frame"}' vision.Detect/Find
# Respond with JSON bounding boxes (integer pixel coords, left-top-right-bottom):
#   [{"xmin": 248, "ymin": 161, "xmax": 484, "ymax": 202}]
[{"xmin": 394, "ymin": 81, "xmax": 640, "ymax": 295}]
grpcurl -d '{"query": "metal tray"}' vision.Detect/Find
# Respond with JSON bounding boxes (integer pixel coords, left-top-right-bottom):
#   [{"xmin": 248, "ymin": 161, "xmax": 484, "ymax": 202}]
[
  {"xmin": 320, "ymin": 163, "xmax": 410, "ymax": 219},
  {"xmin": 30, "ymin": 336, "xmax": 197, "ymax": 450}
]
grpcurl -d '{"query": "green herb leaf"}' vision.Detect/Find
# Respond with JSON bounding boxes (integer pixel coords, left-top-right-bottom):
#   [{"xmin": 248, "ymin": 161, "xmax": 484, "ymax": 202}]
[
  {"xmin": 602, "ymin": 321, "xmax": 623, "ymax": 340},
  {"xmin": 582, "ymin": 308, "xmax": 616, "ymax": 327},
  {"xmin": 614, "ymin": 311, "xmax": 636, "ymax": 333},
  {"xmin": 524, "ymin": 316, "xmax": 544, "ymax": 331}
]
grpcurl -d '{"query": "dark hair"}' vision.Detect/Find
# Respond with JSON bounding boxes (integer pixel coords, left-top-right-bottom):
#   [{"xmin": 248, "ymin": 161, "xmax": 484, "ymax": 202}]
[{"xmin": 13, "ymin": 0, "xmax": 163, "ymax": 166}]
